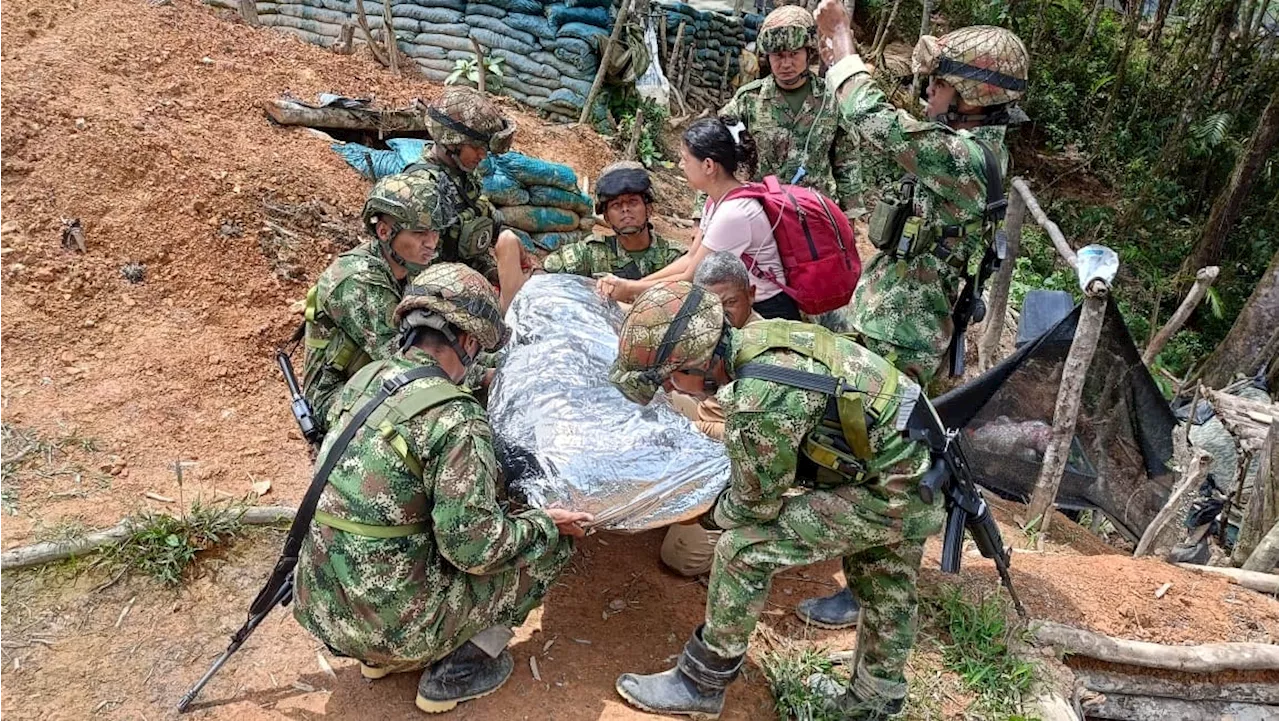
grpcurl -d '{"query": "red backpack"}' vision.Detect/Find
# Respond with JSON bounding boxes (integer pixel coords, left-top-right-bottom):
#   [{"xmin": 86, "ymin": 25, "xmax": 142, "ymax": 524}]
[{"xmin": 721, "ymin": 176, "xmax": 861, "ymax": 315}]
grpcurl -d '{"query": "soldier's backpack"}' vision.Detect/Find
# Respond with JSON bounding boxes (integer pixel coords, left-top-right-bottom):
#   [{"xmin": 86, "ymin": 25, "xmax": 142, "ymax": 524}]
[{"xmin": 721, "ymin": 176, "xmax": 861, "ymax": 315}]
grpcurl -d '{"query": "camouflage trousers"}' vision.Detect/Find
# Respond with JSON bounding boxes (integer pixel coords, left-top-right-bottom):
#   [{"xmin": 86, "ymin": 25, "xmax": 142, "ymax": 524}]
[
  {"xmin": 702, "ymin": 482, "xmax": 943, "ymax": 705},
  {"xmin": 304, "ymin": 537, "xmax": 574, "ymax": 674}
]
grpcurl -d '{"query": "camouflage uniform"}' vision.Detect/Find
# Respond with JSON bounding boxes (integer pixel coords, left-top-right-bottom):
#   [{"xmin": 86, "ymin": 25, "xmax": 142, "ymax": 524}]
[
  {"xmin": 302, "ymin": 173, "xmax": 456, "ymax": 424},
  {"xmin": 541, "ymin": 231, "xmax": 682, "ymax": 280},
  {"xmin": 824, "ymin": 27, "xmax": 1026, "ymax": 386},
  {"xmin": 609, "ymin": 284, "xmax": 941, "ymax": 717},
  {"xmin": 403, "ymin": 159, "xmax": 501, "ymax": 283},
  {"xmin": 294, "ymin": 264, "xmax": 571, "ymax": 674}
]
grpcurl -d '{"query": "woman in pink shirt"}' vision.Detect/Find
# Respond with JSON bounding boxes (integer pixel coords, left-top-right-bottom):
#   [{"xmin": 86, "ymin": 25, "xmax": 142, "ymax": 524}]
[{"xmin": 597, "ymin": 117, "xmax": 800, "ymax": 320}]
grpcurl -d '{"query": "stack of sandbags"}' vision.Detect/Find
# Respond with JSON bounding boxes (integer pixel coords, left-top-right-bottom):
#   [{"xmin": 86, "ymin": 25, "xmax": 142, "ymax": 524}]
[
  {"xmin": 253, "ymin": 0, "xmax": 611, "ymax": 123},
  {"xmin": 480, "ymin": 151, "xmax": 596, "ymax": 252},
  {"xmin": 660, "ymin": 1, "xmax": 745, "ymax": 111},
  {"xmin": 742, "ymin": 10, "xmax": 762, "ymax": 45}
]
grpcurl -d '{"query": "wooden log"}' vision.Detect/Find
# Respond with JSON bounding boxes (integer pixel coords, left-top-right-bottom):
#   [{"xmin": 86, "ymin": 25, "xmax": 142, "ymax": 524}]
[
  {"xmin": 1012, "ymin": 178, "xmax": 1076, "ymax": 268},
  {"xmin": 334, "ymin": 22, "xmax": 354, "ymax": 54},
  {"xmin": 381, "ymin": 0, "xmax": 398, "ymax": 76},
  {"xmin": 353, "ymin": 0, "xmax": 387, "ymax": 66},
  {"xmin": 1031, "ymin": 620, "xmax": 1280, "ymax": 672},
  {"xmin": 470, "ymin": 36, "xmax": 487, "ymax": 94},
  {"xmin": 0, "ymin": 506, "xmax": 296, "ymax": 571},
  {"xmin": 238, "ymin": 0, "xmax": 261, "ymax": 26},
  {"xmin": 658, "ymin": 14, "xmax": 668, "ymax": 69},
  {"xmin": 669, "ymin": 20, "xmax": 686, "ymax": 80},
  {"xmin": 1142, "ymin": 266, "xmax": 1220, "ymax": 366},
  {"xmin": 978, "ymin": 179, "xmax": 1025, "ymax": 372},
  {"xmin": 1082, "ymin": 692, "xmax": 1279, "ymax": 721},
  {"xmin": 1076, "ymin": 668, "xmax": 1280, "ymax": 704},
  {"xmin": 262, "ymin": 98, "xmax": 430, "ymax": 133},
  {"xmin": 580, "ymin": 0, "xmax": 635, "ymax": 125},
  {"xmin": 1234, "ymin": 418, "xmax": 1279, "ymax": 566},
  {"xmin": 1134, "ymin": 434, "xmax": 1212, "ymax": 557},
  {"xmin": 1175, "ymin": 562, "xmax": 1280, "ymax": 594},
  {"xmin": 1026, "ymin": 284, "xmax": 1108, "ymax": 532},
  {"xmin": 1243, "ymin": 520, "xmax": 1280, "ymax": 573},
  {"xmin": 624, "ymin": 107, "xmax": 646, "ymax": 160}
]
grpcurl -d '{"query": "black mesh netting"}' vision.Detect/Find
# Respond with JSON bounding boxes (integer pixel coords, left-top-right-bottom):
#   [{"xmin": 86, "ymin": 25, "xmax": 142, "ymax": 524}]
[{"xmin": 934, "ymin": 298, "xmax": 1177, "ymax": 541}]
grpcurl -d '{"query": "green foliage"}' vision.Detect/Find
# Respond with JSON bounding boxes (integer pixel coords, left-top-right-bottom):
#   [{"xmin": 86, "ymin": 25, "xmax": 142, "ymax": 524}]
[
  {"xmin": 611, "ymin": 95, "xmax": 670, "ymax": 167},
  {"xmin": 100, "ymin": 501, "xmax": 247, "ymax": 586},
  {"xmin": 760, "ymin": 646, "xmax": 846, "ymax": 721},
  {"xmin": 924, "ymin": 586, "xmax": 1037, "ymax": 714},
  {"xmin": 446, "ymin": 54, "xmax": 505, "ymax": 92}
]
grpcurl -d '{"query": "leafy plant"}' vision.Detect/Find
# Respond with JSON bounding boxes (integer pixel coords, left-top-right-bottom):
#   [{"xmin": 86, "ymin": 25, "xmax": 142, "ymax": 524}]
[
  {"xmin": 99, "ymin": 501, "xmax": 247, "ymax": 586},
  {"xmin": 760, "ymin": 646, "xmax": 847, "ymax": 721},
  {"xmin": 446, "ymin": 54, "xmax": 505, "ymax": 92},
  {"xmin": 924, "ymin": 586, "xmax": 1038, "ymax": 714}
]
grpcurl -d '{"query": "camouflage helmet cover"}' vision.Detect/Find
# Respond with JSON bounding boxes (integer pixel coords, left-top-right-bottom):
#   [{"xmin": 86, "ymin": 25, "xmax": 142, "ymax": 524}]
[
  {"xmin": 595, "ymin": 160, "xmax": 653, "ymax": 214},
  {"xmin": 757, "ymin": 5, "xmax": 816, "ymax": 55},
  {"xmin": 426, "ymin": 86, "xmax": 516, "ymax": 154},
  {"xmin": 609, "ymin": 282, "xmax": 728, "ymax": 405},
  {"xmin": 362, "ymin": 172, "xmax": 458, "ymax": 237},
  {"xmin": 394, "ymin": 263, "xmax": 509, "ymax": 352},
  {"xmin": 912, "ymin": 26, "xmax": 1029, "ymax": 107}
]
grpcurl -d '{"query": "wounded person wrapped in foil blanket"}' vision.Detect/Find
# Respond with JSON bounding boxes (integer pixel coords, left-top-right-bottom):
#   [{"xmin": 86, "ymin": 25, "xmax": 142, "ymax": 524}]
[{"xmin": 488, "ymin": 274, "xmax": 731, "ymax": 531}]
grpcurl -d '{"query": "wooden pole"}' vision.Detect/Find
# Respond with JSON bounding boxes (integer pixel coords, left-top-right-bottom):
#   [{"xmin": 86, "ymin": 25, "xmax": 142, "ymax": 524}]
[
  {"xmin": 1142, "ymin": 266, "xmax": 1221, "ymax": 365},
  {"xmin": 670, "ymin": 20, "xmax": 686, "ymax": 81},
  {"xmin": 1012, "ymin": 179, "xmax": 1076, "ymax": 267},
  {"xmin": 335, "ymin": 22, "xmax": 355, "ymax": 54},
  {"xmin": 1076, "ymin": 668, "xmax": 1279, "ymax": 704},
  {"xmin": 238, "ymin": 0, "xmax": 261, "ymax": 27},
  {"xmin": 382, "ymin": 0, "xmax": 399, "ymax": 76},
  {"xmin": 580, "ymin": 0, "xmax": 636, "ymax": 125},
  {"xmin": 1029, "ymin": 620, "xmax": 1280, "ymax": 672},
  {"xmin": 1174, "ymin": 562, "xmax": 1279, "ymax": 593},
  {"xmin": 658, "ymin": 14, "xmax": 668, "ymax": 70},
  {"xmin": 1242, "ymin": 520, "xmax": 1280, "ymax": 572},
  {"xmin": 978, "ymin": 180, "xmax": 1025, "ymax": 372},
  {"xmin": 1233, "ymin": 418, "xmax": 1279, "ymax": 567},
  {"xmin": 470, "ymin": 36, "xmax": 487, "ymax": 94},
  {"xmin": 353, "ymin": 0, "xmax": 388, "ymax": 66},
  {"xmin": 1025, "ymin": 281, "xmax": 1108, "ymax": 532},
  {"xmin": 625, "ymin": 107, "xmax": 646, "ymax": 160}
]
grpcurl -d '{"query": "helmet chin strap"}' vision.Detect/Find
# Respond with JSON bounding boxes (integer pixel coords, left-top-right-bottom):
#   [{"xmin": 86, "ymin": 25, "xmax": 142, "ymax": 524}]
[{"xmin": 382, "ymin": 232, "xmax": 429, "ymax": 277}]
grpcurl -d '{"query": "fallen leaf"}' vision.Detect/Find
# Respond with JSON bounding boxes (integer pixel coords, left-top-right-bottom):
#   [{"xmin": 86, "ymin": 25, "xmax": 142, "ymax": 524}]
[
  {"xmin": 252, "ymin": 480, "xmax": 272, "ymax": 496},
  {"xmin": 316, "ymin": 652, "xmax": 336, "ymax": 679},
  {"xmin": 529, "ymin": 656, "xmax": 541, "ymax": 682}
]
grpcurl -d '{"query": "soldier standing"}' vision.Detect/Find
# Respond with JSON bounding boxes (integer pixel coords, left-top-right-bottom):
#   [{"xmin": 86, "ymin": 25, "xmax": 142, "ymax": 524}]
[
  {"xmin": 795, "ymin": 0, "xmax": 1030, "ymax": 635},
  {"xmin": 293, "ymin": 263, "xmax": 592, "ymax": 713},
  {"xmin": 609, "ymin": 282, "xmax": 942, "ymax": 720}
]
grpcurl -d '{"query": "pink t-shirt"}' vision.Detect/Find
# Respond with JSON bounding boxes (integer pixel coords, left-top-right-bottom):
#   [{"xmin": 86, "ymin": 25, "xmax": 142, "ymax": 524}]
[{"xmin": 700, "ymin": 195, "xmax": 786, "ymax": 300}]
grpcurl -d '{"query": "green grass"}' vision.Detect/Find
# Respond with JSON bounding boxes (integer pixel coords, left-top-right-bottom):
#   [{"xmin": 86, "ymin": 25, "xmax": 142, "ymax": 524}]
[
  {"xmin": 760, "ymin": 646, "xmax": 847, "ymax": 721},
  {"xmin": 98, "ymin": 501, "xmax": 248, "ymax": 586},
  {"xmin": 924, "ymin": 586, "xmax": 1037, "ymax": 715}
]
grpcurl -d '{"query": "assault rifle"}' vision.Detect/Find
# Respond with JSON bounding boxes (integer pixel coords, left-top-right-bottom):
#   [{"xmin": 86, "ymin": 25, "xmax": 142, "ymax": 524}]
[
  {"xmin": 908, "ymin": 403, "xmax": 1025, "ymax": 617},
  {"xmin": 278, "ymin": 324, "xmax": 323, "ymax": 448},
  {"xmin": 947, "ymin": 233, "xmax": 1005, "ymax": 377}
]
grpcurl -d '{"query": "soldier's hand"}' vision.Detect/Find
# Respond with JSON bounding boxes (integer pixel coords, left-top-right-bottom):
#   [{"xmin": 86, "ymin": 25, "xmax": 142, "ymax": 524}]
[
  {"xmin": 545, "ymin": 508, "xmax": 594, "ymax": 537},
  {"xmin": 815, "ymin": 0, "xmax": 857, "ymax": 68},
  {"xmin": 595, "ymin": 273, "xmax": 621, "ymax": 299}
]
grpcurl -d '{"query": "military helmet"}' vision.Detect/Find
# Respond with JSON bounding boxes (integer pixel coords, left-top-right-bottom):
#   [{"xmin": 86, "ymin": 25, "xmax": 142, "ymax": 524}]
[
  {"xmin": 426, "ymin": 87, "xmax": 516, "ymax": 154},
  {"xmin": 609, "ymin": 282, "xmax": 728, "ymax": 405},
  {"xmin": 595, "ymin": 161, "xmax": 653, "ymax": 214},
  {"xmin": 757, "ymin": 5, "xmax": 816, "ymax": 55},
  {"xmin": 394, "ymin": 263, "xmax": 508, "ymax": 353},
  {"xmin": 912, "ymin": 26, "xmax": 1029, "ymax": 107},
  {"xmin": 362, "ymin": 172, "xmax": 458, "ymax": 237}
]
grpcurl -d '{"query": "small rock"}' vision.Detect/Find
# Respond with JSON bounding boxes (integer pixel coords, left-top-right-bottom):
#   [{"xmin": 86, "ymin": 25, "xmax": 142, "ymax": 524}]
[
  {"xmin": 132, "ymin": 120, "xmax": 145, "ymax": 131},
  {"xmin": 200, "ymin": 56, "xmax": 214, "ymax": 65},
  {"xmin": 120, "ymin": 262, "xmax": 145, "ymax": 284},
  {"xmin": 608, "ymin": 598, "xmax": 627, "ymax": 612},
  {"xmin": 74, "ymin": 117, "xmax": 87, "ymax": 131}
]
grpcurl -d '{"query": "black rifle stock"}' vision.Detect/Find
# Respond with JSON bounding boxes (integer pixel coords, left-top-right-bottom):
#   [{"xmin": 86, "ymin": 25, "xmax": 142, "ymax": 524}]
[{"xmin": 276, "ymin": 348, "xmax": 323, "ymax": 447}]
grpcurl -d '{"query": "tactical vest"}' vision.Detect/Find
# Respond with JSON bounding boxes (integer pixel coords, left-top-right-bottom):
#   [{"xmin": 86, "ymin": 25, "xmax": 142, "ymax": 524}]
[
  {"xmin": 732, "ymin": 321, "xmax": 920, "ymax": 483},
  {"xmin": 312, "ymin": 360, "xmax": 478, "ymax": 538},
  {"xmin": 304, "ymin": 283, "xmax": 372, "ymax": 380},
  {"xmin": 866, "ymin": 140, "xmax": 1005, "ymax": 269},
  {"xmin": 404, "ymin": 161, "xmax": 497, "ymax": 263}
]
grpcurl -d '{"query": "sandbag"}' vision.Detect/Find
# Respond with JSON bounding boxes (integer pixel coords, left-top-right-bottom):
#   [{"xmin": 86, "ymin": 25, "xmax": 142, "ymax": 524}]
[
  {"xmin": 273, "ymin": 26, "xmax": 336, "ymax": 45},
  {"xmin": 546, "ymin": 87, "xmax": 587, "ymax": 110},
  {"xmin": 504, "ymin": 12, "xmax": 555, "ymax": 40},
  {"xmin": 491, "ymin": 274, "xmax": 730, "ymax": 531},
  {"xmin": 564, "ymin": 0, "xmax": 611, "ymax": 7},
  {"xmin": 487, "ymin": 47, "xmax": 558, "ymax": 79},
  {"xmin": 466, "ymin": 14, "xmax": 537, "ymax": 46},
  {"xmin": 470, "ymin": 27, "xmax": 537, "ymax": 56},
  {"xmin": 500, "ymin": 205, "xmax": 581, "ymax": 234},
  {"xmin": 484, "ymin": 0, "xmax": 542, "ymax": 12},
  {"xmin": 395, "ymin": 4, "xmax": 464, "ymax": 23},
  {"xmin": 531, "ymin": 51, "xmax": 594, "ymax": 82},
  {"xmin": 465, "ymin": 2, "xmax": 505, "ymax": 18},
  {"xmin": 529, "ymin": 230, "xmax": 588, "ymax": 251},
  {"xmin": 557, "ymin": 21, "xmax": 609, "ymax": 48},
  {"xmin": 487, "ymin": 151, "xmax": 580, "ymax": 191},
  {"xmin": 421, "ymin": 0, "xmax": 466, "ymax": 9},
  {"xmin": 553, "ymin": 41, "xmax": 597, "ymax": 73},
  {"xmin": 497, "ymin": 75, "xmax": 553, "ymax": 102},
  {"xmin": 527, "ymin": 185, "xmax": 592, "ymax": 217},
  {"xmin": 401, "ymin": 43, "xmax": 450, "ymax": 60},
  {"xmin": 413, "ymin": 32, "xmax": 476, "ymax": 53},
  {"xmin": 482, "ymin": 173, "xmax": 532, "ymax": 206},
  {"xmin": 547, "ymin": 4, "xmax": 609, "ymax": 28}
]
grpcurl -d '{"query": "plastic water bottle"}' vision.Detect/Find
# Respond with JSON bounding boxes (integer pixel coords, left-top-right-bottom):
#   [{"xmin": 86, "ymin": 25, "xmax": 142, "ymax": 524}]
[{"xmin": 1076, "ymin": 244, "xmax": 1118, "ymax": 291}]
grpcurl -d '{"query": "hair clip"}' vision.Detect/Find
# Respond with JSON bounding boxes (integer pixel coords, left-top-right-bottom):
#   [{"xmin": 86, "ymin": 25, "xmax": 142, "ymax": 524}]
[{"xmin": 726, "ymin": 120, "xmax": 746, "ymax": 144}]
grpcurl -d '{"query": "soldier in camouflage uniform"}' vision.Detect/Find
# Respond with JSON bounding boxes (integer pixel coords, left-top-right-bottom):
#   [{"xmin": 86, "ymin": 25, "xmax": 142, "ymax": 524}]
[
  {"xmin": 494, "ymin": 161, "xmax": 682, "ymax": 309},
  {"xmin": 697, "ymin": 6, "xmax": 863, "ymax": 218},
  {"xmin": 302, "ymin": 173, "xmax": 454, "ymax": 429},
  {"xmin": 608, "ymin": 282, "xmax": 942, "ymax": 720},
  {"xmin": 794, "ymin": 0, "xmax": 1030, "ymax": 634},
  {"xmin": 404, "ymin": 87, "xmax": 517, "ymax": 284},
  {"xmin": 293, "ymin": 263, "xmax": 593, "ymax": 714}
]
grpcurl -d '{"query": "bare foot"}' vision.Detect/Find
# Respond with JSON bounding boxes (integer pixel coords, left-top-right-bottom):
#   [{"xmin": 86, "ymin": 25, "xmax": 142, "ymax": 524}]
[{"xmin": 815, "ymin": 0, "xmax": 857, "ymax": 68}]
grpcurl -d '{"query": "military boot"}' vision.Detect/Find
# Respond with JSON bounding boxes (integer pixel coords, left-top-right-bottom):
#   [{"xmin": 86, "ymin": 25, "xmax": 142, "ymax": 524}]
[
  {"xmin": 826, "ymin": 689, "xmax": 906, "ymax": 720},
  {"xmin": 415, "ymin": 640, "xmax": 515, "ymax": 714},
  {"xmin": 615, "ymin": 625, "xmax": 743, "ymax": 720},
  {"xmin": 794, "ymin": 586, "xmax": 861, "ymax": 629}
]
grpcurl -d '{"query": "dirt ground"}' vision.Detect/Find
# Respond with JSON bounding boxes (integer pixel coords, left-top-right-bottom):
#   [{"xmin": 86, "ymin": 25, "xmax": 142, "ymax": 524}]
[{"xmin": 1, "ymin": 0, "xmax": 1277, "ymax": 719}]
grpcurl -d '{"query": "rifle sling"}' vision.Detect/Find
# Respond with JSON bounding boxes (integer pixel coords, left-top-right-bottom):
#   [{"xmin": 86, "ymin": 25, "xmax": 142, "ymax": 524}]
[{"xmin": 248, "ymin": 364, "xmax": 449, "ymax": 616}]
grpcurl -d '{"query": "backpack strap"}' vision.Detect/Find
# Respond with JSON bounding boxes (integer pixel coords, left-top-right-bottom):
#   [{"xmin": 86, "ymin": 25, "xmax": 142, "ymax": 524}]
[{"xmin": 974, "ymin": 140, "xmax": 1008, "ymax": 224}]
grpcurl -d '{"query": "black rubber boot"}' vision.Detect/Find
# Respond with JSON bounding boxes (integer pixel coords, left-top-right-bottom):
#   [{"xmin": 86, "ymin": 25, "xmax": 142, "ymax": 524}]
[
  {"xmin": 615, "ymin": 625, "xmax": 743, "ymax": 720},
  {"xmin": 415, "ymin": 641, "xmax": 515, "ymax": 714},
  {"xmin": 827, "ymin": 690, "xmax": 906, "ymax": 720},
  {"xmin": 794, "ymin": 586, "xmax": 861, "ymax": 629}
]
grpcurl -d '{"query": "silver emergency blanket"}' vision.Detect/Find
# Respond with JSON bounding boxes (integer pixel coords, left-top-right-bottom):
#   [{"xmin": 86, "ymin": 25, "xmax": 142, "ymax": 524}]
[{"xmin": 489, "ymin": 274, "xmax": 731, "ymax": 530}]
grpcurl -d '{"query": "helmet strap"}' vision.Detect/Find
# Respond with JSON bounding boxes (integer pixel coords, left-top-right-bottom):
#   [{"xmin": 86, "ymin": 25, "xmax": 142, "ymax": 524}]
[
  {"xmin": 440, "ymin": 324, "xmax": 476, "ymax": 370},
  {"xmin": 382, "ymin": 230, "xmax": 429, "ymax": 277}
]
